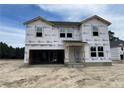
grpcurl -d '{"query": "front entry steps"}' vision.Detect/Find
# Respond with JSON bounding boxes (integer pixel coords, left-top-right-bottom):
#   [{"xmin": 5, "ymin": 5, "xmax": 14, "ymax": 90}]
[{"xmin": 65, "ymin": 62, "xmax": 85, "ymax": 68}]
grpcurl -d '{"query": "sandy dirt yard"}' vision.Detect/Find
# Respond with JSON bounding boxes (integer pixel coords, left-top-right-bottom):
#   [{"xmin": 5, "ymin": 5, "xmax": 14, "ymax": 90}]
[{"xmin": 0, "ymin": 60, "xmax": 124, "ymax": 88}]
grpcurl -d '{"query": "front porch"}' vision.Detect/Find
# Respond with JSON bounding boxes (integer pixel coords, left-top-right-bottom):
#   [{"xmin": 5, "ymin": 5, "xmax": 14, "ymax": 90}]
[{"xmin": 64, "ymin": 40, "xmax": 86, "ymax": 67}]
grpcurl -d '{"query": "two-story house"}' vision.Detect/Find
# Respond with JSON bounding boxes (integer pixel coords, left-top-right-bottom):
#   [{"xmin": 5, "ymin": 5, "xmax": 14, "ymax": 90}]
[{"xmin": 24, "ymin": 15, "xmax": 112, "ymax": 66}]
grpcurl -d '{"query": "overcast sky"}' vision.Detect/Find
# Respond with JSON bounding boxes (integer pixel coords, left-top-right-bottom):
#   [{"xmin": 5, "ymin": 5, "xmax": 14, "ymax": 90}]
[{"xmin": 0, "ymin": 4, "xmax": 124, "ymax": 47}]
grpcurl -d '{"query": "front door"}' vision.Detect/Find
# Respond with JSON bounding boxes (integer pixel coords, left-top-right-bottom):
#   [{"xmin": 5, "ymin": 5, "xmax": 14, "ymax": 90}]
[
  {"xmin": 74, "ymin": 47, "xmax": 81, "ymax": 63},
  {"xmin": 69, "ymin": 47, "xmax": 81, "ymax": 63}
]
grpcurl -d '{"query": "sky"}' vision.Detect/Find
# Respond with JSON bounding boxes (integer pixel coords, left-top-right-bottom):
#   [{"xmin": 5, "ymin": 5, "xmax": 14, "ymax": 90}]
[{"xmin": 0, "ymin": 4, "xmax": 124, "ymax": 47}]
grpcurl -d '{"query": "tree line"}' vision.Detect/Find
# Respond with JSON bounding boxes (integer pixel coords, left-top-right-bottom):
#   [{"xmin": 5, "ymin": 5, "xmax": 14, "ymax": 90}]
[
  {"xmin": 0, "ymin": 42, "xmax": 24, "ymax": 59},
  {"xmin": 109, "ymin": 30, "xmax": 119, "ymax": 41}
]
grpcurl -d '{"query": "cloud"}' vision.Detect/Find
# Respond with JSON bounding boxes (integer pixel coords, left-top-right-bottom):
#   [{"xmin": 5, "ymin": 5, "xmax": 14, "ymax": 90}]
[
  {"xmin": 38, "ymin": 4, "xmax": 124, "ymax": 40},
  {"xmin": 0, "ymin": 4, "xmax": 123, "ymax": 47},
  {"xmin": 38, "ymin": 4, "xmax": 108, "ymax": 21},
  {"xmin": 0, "ymin": 24, "xmax": 25, "ymax": 47}
]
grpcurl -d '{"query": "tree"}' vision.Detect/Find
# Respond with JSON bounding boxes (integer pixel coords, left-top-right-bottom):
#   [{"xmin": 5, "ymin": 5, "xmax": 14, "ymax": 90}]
[
  {"xmin": 0, "ymin": 42, "xmax": 2, "ymax": 58},
  {"xmin": 0, "ymin": 42, "xmax": 24, "ymax": 59},
  {"xmin": 109, "ymin": 30, "xmax": 119, "ymax": 41}
]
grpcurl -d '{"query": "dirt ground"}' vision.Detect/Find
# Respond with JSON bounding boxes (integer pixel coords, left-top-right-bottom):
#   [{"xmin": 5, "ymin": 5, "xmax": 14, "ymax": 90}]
[{"xmin": 0, "ymin": 60, "xmax": 124, "ymax": 88}]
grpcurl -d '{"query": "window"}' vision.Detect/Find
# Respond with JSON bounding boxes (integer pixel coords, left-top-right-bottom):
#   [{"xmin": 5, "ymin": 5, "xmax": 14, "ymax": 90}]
[
  {"xmin": 60, "ymin": 33, "xmax": 65, "ymax": 38},
  {"xmin": 98, "ymin": 46, "xmax": 103, "ymax": 51},
  {"xmin": 91, "ymin": 46, "xmax": 104, "ymax": 57},
  {"xmin": 36, "ymin": 26, "xmax": 43, "ymax": 37},
  {"xmin": 91, "ymin": 47, "xmax": 97, "ymax": 57},
  {"xmin": 93, "ymin": 32, "xmax": 99, "ymax": 36},
  {"xmin": 98, "ymin": 46, "xmax": 104, "ymax": 57},
  {"xmin": 91, "ymin": 52, "xmax": 97, "ymax": 57},
  {"xmin": 59, "ymin": 27, "xmax": 73, "ymax": 38},
  {"xmin": 98, "ymin": 52, "xmax": 104, "ymax": 57},
  {"xmin": 36, "ymin": 32, "xmax": 42, "ymax": 37},
  {"xmin": 92, "ymin": 26, "xmax": 99, "ymax": 36},
  {"xmin": 67, "ymin": 33, "xmax": 72, "ymax": 38},
  {"xmin": 91, "ymin": 47, "xmax": 96, "ymax": 51}
]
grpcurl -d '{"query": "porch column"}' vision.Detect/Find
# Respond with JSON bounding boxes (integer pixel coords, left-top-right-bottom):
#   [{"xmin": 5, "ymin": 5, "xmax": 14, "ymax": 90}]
[
  {"xmin": 80, "ymin": 46, "xmax": 85, "ymax": 63},
  {"xmin": 64, "ymin": 46, "xmax": 70, "ymax": 64}
]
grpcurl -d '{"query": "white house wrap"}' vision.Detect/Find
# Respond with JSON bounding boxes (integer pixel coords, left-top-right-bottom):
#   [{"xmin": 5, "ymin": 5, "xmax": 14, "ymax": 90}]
[{"xmin": 24, "ymin": 15, "xmax": 112, "ymax": 66}]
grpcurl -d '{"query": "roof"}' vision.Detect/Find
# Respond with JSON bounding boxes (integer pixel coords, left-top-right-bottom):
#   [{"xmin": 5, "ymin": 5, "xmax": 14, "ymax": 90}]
[
  {"xmin": 23, "ymin": 16, "xmax": 54, "ymax": 25},
  {"xmin": 49, "ymin": 21, "xmax": 81, "ymax": 26},
  {"xmin": 64, "ymin": 40, "xmax": 82, "ymax": 42},
  {"xmin": 23, "ymin": 15, "xmax": 111, "ymax": 26},
  {"xmin": 63, "ymin": 40, "xmax": 87, "ymax": 44},
  {"xmin": 81, "ymin": 15, "xmax": 111, "ymax": 25},
  {"xmin": 110, "ymin": 39, "xmax": 124, "ymax": 48}
]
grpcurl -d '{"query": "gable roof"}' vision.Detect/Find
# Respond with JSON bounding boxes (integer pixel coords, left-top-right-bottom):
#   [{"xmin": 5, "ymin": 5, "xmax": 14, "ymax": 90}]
[
  {"xmin": 110, "ymin": 39, "xmax": 124, "ymax": 48},
  {"xmin": 23, "ymin": 15, "xmax": 111, "ymax": 26},
  {"xmin": 23, "ymin": 16, "xmax": 54, "ymax": 25},
  {"xmin": 81, "ymin": 15, "xmax": 111, "ymax": 25}
]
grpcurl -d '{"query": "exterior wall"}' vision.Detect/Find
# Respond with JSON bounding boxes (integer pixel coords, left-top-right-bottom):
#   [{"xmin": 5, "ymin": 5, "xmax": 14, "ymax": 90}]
[
  {"xmin": 24, "ymin": 20, "xmax": 81, "ymax": 63},
  {"xmin": 24, "ymin": 18, "xmax": 112, "ymax": 64},
  {"xmin": 80, "ymin": 19, "xmax": 111, "ymax": 63},
  {"xmin": 118, "ymin": 47, "xmax": 124, "ymax": 55},
  {"xmin": 111, "ymin": 47, "xmax": 120, "ymax": 61},
  {"xmin": 111, "ymin": 47, "xmax": 124, "ymax": 61}
]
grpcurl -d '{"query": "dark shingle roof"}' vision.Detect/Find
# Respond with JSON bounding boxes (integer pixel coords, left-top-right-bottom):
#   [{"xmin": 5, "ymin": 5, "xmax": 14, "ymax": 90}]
[
  {"xmin": 110, "ymin": 39, "xmax": 124, "ymax": 48},
  {"xmin": 49, "ymin": 21, "xmax": 81, "ymax": 26}
]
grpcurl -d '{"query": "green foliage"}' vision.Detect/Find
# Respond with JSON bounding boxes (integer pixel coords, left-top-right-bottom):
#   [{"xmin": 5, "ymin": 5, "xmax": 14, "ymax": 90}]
[
  {"xmin": 0, "ymin": 42, "xmax": 24, "ymax": 59},
  {"xmin": 109, "ymin": 30, "xmax": 119, "ymax": 41}
]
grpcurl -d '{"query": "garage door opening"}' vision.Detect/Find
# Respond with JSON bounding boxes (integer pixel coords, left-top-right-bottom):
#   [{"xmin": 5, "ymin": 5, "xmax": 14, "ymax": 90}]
[{"xmin": 29, "ymin": 50, "xmax": 64, "ymax": 65}]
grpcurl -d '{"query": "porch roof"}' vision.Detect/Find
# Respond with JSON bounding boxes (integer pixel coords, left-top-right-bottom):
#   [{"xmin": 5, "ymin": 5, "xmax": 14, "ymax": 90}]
[{"xmin": 63, "ymin": 40, "xmax": 87, "ymax": 47}]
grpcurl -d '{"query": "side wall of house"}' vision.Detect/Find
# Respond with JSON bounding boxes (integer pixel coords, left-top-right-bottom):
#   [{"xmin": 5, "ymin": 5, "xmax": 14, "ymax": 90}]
[
  {"xmin": 80, "ymin": 19, "xmax": 112, "ymax": 63},
  {"xmin": 111, "ymin": 47, "xmax": 124, "ymax": 61},
  {"xmin": 118, "ymin": 47, "xmax": 124, "ymax": 56},
  {"xmin": 111, "ymin": 47, "xmax": 120, "ymax": 61}
]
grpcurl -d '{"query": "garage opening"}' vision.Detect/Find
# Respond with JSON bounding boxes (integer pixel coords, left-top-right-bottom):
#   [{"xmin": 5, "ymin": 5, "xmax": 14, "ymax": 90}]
[{"xmin": 29, "ymin": 50, "xmax": 64, "ymax": 65}]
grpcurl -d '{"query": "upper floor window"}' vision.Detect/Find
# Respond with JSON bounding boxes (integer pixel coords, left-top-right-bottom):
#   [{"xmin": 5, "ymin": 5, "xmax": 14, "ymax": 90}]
[
  {"xmin": 36, "ymin": 26, "xmax": 43, "ymax": 37},
  {"xmin": 93, "ymin": 32, "xmax": 99, "ymax": 36},
  {"xmin": 60, "ymin": 27, "xmax": 73, "ymax": 38},
  {"xmin": 67, "ymin": 33, "xmax": 72, "ymax": 38},
  {"xmin": 60, "ymin": 33, "xmax": 65, "ymax": 38},
  {"xmin": 36, "ymin": 32, "xmax": 42, "ymax": 37},
  {"xmin": 92, "ymin": 26, "xmax": 99, "ymax": 36}
]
